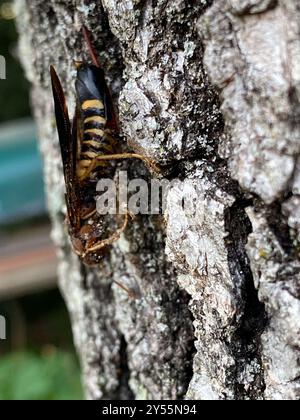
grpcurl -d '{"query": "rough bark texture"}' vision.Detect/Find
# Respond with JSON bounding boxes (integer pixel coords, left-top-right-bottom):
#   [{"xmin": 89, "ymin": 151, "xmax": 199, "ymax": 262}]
[{"xmin": 16, "ymin": 0, "xmax": 300, "ymax": 400}]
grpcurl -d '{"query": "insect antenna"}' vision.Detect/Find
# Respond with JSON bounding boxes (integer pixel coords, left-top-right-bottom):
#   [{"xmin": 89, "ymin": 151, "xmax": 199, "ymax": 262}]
[{"xmin": 82, "ymin": 25, "xmax": 101, "ymax": 68}]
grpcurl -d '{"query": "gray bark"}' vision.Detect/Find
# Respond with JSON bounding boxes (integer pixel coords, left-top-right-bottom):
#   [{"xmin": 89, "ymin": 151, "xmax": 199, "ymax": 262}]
[{"xmin": 15, "ymin": 0, "xmax": 300, "ymax": 400}]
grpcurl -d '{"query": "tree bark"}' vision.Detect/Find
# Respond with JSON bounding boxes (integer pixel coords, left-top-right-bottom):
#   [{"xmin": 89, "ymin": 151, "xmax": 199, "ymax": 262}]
[{"xmin": 16, "ymin": 0, "xmax": 300, "ymax": 400}]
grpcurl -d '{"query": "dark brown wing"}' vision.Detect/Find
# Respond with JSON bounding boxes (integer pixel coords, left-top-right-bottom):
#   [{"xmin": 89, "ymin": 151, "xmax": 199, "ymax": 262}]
[
  {"xmin": 80, "ymin": 26, "xmax": 119, "ymax": 133},
  {"xmin": 50, "ymin": 65, "xmax": 80, "ymax": 229}
]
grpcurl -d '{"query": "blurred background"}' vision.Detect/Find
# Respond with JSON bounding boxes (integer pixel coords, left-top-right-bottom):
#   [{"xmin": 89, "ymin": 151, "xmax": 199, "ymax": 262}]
[{"xmin": 0, "ymin": 0, "xmax": 82, "ymax": 399}]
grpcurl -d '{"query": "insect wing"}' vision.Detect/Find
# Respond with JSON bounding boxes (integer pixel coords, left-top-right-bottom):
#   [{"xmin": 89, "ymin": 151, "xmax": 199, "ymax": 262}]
[{"xmin": 50, "ymin": 65, "xmax": 79, "ymax": 228}]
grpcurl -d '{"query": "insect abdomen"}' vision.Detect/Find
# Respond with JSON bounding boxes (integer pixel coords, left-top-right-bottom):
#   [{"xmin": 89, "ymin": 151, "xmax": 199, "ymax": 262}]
[
  {"xmin": 77, "ymin": 98, "xmax": 116, "ymax": 180},
  {"xmin": 75, "ymin": 65, "xmax": 117, "ymax": 181}
]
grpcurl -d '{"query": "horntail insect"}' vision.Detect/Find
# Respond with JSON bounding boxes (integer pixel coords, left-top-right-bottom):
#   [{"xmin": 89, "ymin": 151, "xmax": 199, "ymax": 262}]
[{"xmin": 50, "ymin": 26, "xmax": 158, "ymax": 267}]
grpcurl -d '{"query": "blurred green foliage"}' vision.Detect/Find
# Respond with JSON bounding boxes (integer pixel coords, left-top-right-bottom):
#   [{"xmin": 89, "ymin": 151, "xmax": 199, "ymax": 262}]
[
  {"xmin": 0, "ymin": 350, "xmax": 83, "ymax": 400},
  {"xmin": 0, "ymin": 0, "xmax": 30, "ymax": 122}
]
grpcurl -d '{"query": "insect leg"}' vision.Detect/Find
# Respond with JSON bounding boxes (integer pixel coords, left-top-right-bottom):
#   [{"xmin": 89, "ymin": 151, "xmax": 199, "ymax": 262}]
[
  {"xmin": 78, "ymin": 153, "xmax": 160, "ymax": 181},
  {"xmin": 82, "ymin": 26, "xmax": 101, "ymax": 68},
  {"xmin": 83, "ymin": 212, "xmax": 137, "ymax": 297},
  {"xmin": 112, "ymin": 280, "xmax": 137, "ymax": 298},
  {"xmin": 95, "ymin": 153, "xmax": 160, "ymax": 173},
  {"xmin": 83, "ymin": 212, "xmax": 131, "ymax": 256}
]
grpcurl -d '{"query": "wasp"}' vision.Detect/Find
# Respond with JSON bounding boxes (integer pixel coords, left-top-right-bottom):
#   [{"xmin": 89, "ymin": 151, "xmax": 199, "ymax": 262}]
[{"xmin": 50, "ymin": 27, "xmax": 158, "ymax": 266}]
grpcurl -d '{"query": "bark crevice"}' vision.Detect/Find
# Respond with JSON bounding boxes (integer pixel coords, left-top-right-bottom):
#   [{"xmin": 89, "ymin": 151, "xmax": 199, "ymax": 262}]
[{"xmin": 225, "ymin": 201, "xmax": 267, "ymax": 399}]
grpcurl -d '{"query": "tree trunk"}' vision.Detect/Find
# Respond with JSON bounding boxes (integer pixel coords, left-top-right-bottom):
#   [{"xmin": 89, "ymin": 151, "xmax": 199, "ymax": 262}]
[{"xmin": 15, "ymin": 0, "xmax": 300, "ymax": 400}]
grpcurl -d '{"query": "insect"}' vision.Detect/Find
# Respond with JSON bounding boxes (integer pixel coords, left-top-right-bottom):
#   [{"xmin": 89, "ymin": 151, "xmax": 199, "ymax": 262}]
[{"xmin": 50, "ymin": 27, "xmax": 158, "ymax": 266}]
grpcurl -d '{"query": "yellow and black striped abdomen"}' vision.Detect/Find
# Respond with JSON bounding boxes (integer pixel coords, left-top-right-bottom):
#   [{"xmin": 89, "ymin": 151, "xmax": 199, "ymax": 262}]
[{"xmin": 77, "ymin": 98, "xmax": 117, "ymax": 181}]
